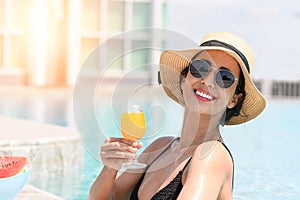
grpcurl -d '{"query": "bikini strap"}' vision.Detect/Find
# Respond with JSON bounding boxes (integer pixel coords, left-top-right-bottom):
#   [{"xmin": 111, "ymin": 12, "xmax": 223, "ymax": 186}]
[
  {"xmin": 220, "ymin": 141, "xmax": 235, "ymax": 190},
  {"xmin": 182, "ymin": 156, "xmax": 192, "ymax": 172},
  {"xmin": 146, "ymin": 137, "xmax": 179, "ymax": 170}
]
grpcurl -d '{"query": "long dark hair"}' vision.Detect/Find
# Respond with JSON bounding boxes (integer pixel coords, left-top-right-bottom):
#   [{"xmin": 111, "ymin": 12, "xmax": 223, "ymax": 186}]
[
  {"xmin": 222, "ymin": 69, "xmax": 245, "ymax": 125},
  {"xmin": 179, "ymin": 66, "xmax": 246, "ymax": 125}
]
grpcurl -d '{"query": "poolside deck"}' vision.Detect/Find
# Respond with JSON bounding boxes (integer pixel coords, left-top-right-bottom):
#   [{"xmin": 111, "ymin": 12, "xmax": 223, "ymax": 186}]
[
  {"xmin": 17, "ymin": 185, "xmax": 64, "ymax": 200},
  {"xmin": 0, "ymin": 116, "xmax": 84, "ymax": 199}
]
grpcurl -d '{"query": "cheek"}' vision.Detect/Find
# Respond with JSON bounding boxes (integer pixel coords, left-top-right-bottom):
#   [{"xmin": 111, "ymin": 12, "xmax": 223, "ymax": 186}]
[
  {"xmin": 217, "ymin": 88, "xmax": 236, "ymax": 108},
  {"xmin": 181, "ymin": 80, "xmax": 193, "ymax": 98},
  {"xmin": 181, "ymin": 80, "xmax": 198, "ymax": 106}
]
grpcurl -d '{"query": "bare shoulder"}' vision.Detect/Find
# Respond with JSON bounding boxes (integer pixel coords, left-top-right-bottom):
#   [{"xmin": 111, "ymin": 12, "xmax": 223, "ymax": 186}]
[
  {"xmin": 181, "ymin": 142, "xmax": 234, "ymax": 198},
  {"xmin": 190, "ymin": 141, "xmax": 233, "ymax": 172}
]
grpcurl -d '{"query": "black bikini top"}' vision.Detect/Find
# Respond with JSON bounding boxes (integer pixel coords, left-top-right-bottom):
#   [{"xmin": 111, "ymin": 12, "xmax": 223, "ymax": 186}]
[{"xmin": 130, "ymin": 138, "xmax": 234, "ymax": 200}]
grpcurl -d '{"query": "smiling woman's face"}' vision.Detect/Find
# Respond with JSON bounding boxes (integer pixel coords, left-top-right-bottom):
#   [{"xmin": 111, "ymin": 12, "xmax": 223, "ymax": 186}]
[{"xmin": 181, "ymin": 49, "xmax": 241, "ymax": 117}]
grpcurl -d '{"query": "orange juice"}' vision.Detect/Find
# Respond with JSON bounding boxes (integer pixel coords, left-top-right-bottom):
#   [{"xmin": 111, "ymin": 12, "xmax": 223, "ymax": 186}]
[{"xmin": 121, "ymin": 112, "xmax": 146, "ymax": 141}]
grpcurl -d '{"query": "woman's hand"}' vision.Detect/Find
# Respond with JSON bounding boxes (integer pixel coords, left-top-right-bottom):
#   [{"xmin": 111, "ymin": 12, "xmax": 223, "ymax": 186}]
[{"xmin": 100, "ymin": 137, "xmax": 143, "ymax": 171}]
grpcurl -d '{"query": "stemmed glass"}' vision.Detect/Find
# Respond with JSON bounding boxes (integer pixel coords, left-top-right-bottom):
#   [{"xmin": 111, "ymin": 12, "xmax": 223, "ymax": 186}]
[{"xmin": 120, "ymin": 104, "xmax": 147, "ymax": 169}]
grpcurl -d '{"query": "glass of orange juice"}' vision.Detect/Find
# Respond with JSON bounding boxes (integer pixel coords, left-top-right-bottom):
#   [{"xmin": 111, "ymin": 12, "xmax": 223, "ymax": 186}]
[{"xmin": 121, "ymin": 104, "xmax": 146, "ymax": 169}]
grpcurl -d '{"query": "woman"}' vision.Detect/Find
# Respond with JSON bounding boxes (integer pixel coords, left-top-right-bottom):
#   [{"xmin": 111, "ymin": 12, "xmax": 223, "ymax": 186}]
[{"xmin": 88, "ymin": 32, "xmax": 266, "ymax": 200}]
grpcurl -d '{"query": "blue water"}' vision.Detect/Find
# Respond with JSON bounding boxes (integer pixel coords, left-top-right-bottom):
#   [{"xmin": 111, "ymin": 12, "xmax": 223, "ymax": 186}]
[
  {"xmin": 222, "ymin": 100, "xmax": 300, "ymax": 199},
  {"xmin": 0, "ymin": 95, "xmax": 299, "ymax": 199}
]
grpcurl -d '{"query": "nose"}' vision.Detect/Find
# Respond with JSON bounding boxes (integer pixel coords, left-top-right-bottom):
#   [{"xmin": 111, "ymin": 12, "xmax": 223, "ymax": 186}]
[{"xmin": 201, "ymin": 69, "xmax": 216, "ymax": 88}]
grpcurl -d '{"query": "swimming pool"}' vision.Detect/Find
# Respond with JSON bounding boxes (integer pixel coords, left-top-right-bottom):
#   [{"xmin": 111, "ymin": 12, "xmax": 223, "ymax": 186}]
[{"xmin": 0, "ymin": 88, "xmax": 299, "ymax": 199}]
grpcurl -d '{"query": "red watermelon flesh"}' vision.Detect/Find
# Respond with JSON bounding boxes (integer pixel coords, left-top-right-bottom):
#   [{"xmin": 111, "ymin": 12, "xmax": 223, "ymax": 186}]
[{"xmin": 0, "ymin": 156, "xmax": 28, "ymax": 178}]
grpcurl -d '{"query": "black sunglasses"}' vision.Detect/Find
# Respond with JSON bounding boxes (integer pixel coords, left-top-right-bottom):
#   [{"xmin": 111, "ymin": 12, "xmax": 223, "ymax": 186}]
[{"xmin": 189, "ymin": 59, "xmax": 238, "ymax": 89}]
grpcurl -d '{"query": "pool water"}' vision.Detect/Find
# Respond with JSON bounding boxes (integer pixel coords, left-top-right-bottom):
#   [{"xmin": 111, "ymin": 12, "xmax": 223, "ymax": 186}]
[
  {"xmin": 0, "ymin": 94, "xmax": 299, "ymax": 199},
  {"xmin": 221, "ymin": 100, "xmax": 300, "ymax": 199}
]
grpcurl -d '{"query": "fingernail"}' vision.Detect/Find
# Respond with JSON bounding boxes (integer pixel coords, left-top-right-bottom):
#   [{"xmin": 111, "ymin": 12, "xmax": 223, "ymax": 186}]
[
  {"xmin": 132, "ymin": 142, "xmax": 138, "ymax": 146},
  {"xmin": 128, "ymin": 146, "xmax": 137, "ymax": 152}
]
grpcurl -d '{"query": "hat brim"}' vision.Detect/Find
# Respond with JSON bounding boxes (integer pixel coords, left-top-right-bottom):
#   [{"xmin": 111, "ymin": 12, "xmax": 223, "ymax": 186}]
[{"xmin": 159, "ymin": 46, "xmax": 266, "ymax": 125}]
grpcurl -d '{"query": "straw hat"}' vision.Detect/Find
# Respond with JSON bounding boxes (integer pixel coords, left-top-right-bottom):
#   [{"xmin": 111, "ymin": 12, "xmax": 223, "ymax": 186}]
[{"xmin": 159, "ymin": 32, "xmax": 266, "ymax": 125}]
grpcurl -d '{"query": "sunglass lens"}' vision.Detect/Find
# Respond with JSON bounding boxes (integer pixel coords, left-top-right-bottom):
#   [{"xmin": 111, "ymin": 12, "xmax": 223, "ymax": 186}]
[
  {"xmin": 216, "ymin": 69, "xmax": 235, "ymax": 88},
  {"xmin": 189, "ymin": 60, "xmax": 210, "ymax": 78}
]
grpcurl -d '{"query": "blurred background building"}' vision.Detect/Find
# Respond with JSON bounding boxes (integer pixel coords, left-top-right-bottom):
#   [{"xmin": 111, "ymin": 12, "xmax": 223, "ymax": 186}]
[
  {"xmin": 0, "ymin": 0, "xmax": 299, "ymax": 99},
  {"xmin": 0, "ymin": 0, "xmax": 167, "ymax": 86}
]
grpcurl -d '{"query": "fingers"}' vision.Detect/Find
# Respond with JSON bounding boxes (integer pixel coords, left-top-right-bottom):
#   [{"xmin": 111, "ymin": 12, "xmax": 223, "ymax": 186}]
[
  {"xmin": 101, "ymin": 137, "xmax": 142, "ymax": 160},
  {"xmin": 133, "ymin": 141, "xmax": 143, "ymax": 149},
  {"xmin": 100, "ymin": 137, "xmax": 144, "ymax": 170},
  {"xmin": 105, "ymin": 137, "xmax": 143, "ymax": 149},
  {"xmin": 100, "ymin": 151, "xmax": 136, "ymax": 160},
  {"xmin": 101, "ymin": 142, "xmax": 138, "ymax": 153}
]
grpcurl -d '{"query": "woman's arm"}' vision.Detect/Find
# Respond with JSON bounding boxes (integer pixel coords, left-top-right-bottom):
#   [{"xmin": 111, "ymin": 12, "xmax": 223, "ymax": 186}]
[
  {"xmin": 112, "ymin": 136, "xmax": 176, "ymax": 199},
  {"xmin": 88, "ymin": 137, "xmax": 142, "ymax": 200},
  {"xmin": 178, "ymin": 141, "xmax": 233, "ymax": 200},
  {"xmin": 88, "ymin": 136, "xmax": 176, "ymax": 200},
  {"xmin": 88, "ymin": 166, "xmax": 118, "ymax": 200}
]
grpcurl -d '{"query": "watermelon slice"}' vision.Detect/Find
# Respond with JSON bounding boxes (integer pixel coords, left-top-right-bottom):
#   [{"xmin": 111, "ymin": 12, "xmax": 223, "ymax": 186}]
[{"xmin": 0, "ymin": 156, "xmax": 28, "ymax": 178}]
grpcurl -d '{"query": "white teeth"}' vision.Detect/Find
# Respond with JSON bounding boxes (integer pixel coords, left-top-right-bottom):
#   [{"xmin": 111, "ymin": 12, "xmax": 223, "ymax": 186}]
[{"xmin": 195, "ymin": 90, "xmax": 213, "ymax": 100}]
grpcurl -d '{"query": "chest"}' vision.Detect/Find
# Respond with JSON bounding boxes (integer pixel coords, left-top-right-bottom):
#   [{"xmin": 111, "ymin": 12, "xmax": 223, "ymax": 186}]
[{"xmin": 137, "ymin": 159, "xmax": 189, "ymax": 200}]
